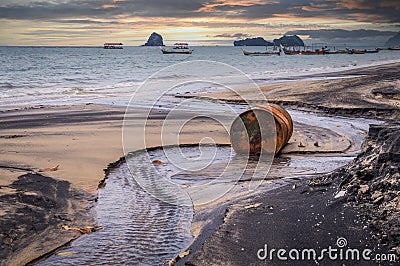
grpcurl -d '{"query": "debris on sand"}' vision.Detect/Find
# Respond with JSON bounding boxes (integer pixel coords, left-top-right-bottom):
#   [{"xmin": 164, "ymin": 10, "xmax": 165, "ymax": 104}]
[
  {"xmin": 244, "ymin": 203, "xmax": 262, "ymax": 209},
  {"xmin": 61, "ymin": 225, "xmax": 103, "ymax": 234},
  {"xmin": 334, "ymin": 190, "xmax": 346, "ymax": 199},
  {"xmin": 166, "ymin": 250, "xmax": 190, "ymax": 266},
  {"xmin": 151, "ymin": 160, "xmax": 166, "ymax": 165},
  {"xmin": 56, "ymin": 251, "xmax": 78, "ymax": 256},
  {"xmin": 38, "ymin": 164, "xmax": 60, "ymax": 172},
  {"xmin": 298, "ymin": 141, "xmax": 306, "ymax": 147}
]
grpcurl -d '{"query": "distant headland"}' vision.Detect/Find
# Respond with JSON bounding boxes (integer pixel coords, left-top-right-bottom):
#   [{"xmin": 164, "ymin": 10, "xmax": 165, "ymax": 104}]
[
  {"xmin": 234, "ymin": 37, "xmax": 273, "ymax": 46},
  {"xmin": 386, "ymin": 32, "xmax": 400, "ymax": 48},
  {"xmin": 234, "ymin": 35, "xmax": 305, "ymax": 46}
]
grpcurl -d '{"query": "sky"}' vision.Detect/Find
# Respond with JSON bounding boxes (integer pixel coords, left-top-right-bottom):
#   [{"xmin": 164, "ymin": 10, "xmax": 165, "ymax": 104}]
[{"xmin": 0, "ymin": 0, "xmax": 399, "ymax": 46}]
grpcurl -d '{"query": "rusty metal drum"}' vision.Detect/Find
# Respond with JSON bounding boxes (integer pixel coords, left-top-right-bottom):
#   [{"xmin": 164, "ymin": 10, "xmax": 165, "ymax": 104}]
[{"xmin": 230, "ymin": 103, "xmax": 293, "ymax": 155}]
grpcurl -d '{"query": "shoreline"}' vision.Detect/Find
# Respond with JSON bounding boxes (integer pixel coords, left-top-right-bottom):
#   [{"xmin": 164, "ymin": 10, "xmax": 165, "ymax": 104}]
[
  {"xmin": 1, "ymin": 60, "xmax": 400, "ymax": 114},
  {"xmin": 175, "ymin": 62, "xmax": 400, "ymax": 120},
  {"xmin": 0, "ymin": 62, "xmax": 399, "ymax": 264}
]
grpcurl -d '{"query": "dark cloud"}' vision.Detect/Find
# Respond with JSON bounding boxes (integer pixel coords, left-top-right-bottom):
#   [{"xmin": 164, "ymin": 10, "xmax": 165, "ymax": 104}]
[
  {"xmin": 285, "ymin": 28, "xmax": 398, "ymax": 46},
  {"xmin": 0, "ymin": 0, "xmax": 208, "ymax": 20},
  {"xmin": 203, "ymin": 0, "xmax": 400, "ymax": 23},
  {"xmin": 214, "ymin": 33, "xmax": 251, "ymax": 39},
  {"xmin": 115, "ymin": 0, "xmax": 206, "ymax": 17},
  {"xmin": 0, "ymin": 0, "xmax": 120, "ymax": 20},
  {"xmin": 0, "ymin": 0, "xmax": 399, "ymax": 23},
  {"xmin": 285, "ymin": 29, "xmax": 398, "ymax": 40}
]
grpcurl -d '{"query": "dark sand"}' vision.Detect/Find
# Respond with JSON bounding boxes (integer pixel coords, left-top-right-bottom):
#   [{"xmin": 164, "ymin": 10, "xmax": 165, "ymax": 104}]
[
  {"xmin": 0, "ymin": 174, "xmax": 92, "ymax": 266},
  {"xmin": 185, "ymin": 180, "xmax": 376, "ymax": 265}
]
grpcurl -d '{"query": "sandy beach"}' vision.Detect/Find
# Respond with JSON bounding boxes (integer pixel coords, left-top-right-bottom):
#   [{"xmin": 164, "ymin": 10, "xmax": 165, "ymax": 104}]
[
  {"xmin": 175, "ymin": 62, "xmax": 400, "ymax": 120},
  {"xmin": 0, "ymin": 62, "xmax": 399, "ymax": 265}
]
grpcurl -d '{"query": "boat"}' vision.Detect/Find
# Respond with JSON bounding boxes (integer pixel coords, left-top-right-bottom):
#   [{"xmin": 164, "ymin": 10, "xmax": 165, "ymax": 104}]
[
  {"xmin": 364, "ymin": 49, "xmax": 379, "ymax": 53},
  {"xmin": 388, "ymin": 47, "xmax": 400, "ymax": 51},
  {"xmin": 325, "ymin": 50, "xmax": 340, "ymax": 54},
  {"xmin": 283, "ymin": 48, "xmax": 326, "ymax": 55},
  {"xmin": 346, "ymin": 48, "xmax": 365, "ymax": 54},
  {"xmin": 242, "ymin": 49, "xmax": 280, "ymax": 56},
  {"xmin": 298, "ymin": 49, "xmax": 326, "ymax": 55},
  {"xmin": 103, "ymin": 42, "xmax": 123, "ymax": 49},
  {"xmin": 161, "ymin": 43, "xmax": 193, "ymax": 54},
  {"xmin": 283, "ymin": 49, "xmax": 300, "ymax": 55},
  {"xmin": 337, "ymin": 49, "xmax": 350, "ymax": 54}
]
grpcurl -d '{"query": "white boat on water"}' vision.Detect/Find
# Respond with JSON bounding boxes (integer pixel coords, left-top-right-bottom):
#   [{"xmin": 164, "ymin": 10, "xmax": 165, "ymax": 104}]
[
  {"xmin": 103, "ymin": 42, "xmax": 123, "ymax": 49},
  {"xmin": 161, "ymin": 43, "xmax": 193, "ymax": 54}
]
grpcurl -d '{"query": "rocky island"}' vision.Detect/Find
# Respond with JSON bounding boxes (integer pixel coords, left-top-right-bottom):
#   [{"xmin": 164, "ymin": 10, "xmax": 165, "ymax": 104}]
[
  {"xmin": 143, "ymin": 32, "xmax": 164, "ymax": 46},
  {"xmin": 233, "ymin": 35, "xmax": 304, "ymax": 46},
  {"xmin": 273, "ymin": 35, "xmax": 304, "ymax": 46},
  {"xmin": 386, "ymin": 32, "xmax": 400, "ymax": 48},
  {"xmin": 233, "ymin": 37, "xmax": 273, "ymax": 46}
]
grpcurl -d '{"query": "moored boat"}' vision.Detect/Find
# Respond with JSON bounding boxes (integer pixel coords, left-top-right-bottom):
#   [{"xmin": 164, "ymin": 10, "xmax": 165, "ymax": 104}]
[
  {"xmin": 283, "ymin": 48, "xmax": 326, "ymax": 55},
  {"xmin": 103, "ymin": 42, "xmax": 123, "ymax": 49},
  {"xmin": 283, "ymin": 49, "xmax": 300, "ymax": 55},
  {"xmin": 364, "ymin": 49, "xmax": 379, "ymax": 53},
  {"xmin": 388, "ymin": 47, "xmax": 400, "ymax": 51},
  {"xmin": 161, "ymin": 43, "xmax": 193, "ymax": 54},
  {"xmin": 298, "ymin": 49, "xmax": 326, "ymax": 55},
  {"xmin": 242, "ymin": 49, "xmax": 280, "ymax": 56},
  {"xmin": 346, "ymin": 48, "xmax": 365, "ymax": 54}
]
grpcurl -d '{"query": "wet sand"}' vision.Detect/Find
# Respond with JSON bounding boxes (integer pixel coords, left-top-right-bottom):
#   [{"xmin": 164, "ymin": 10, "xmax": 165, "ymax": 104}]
[
  {"xmin": 0, "ymin": 62, "xmax": 399, "ymax": 265},
  {"xmin": 175, "ymin": 62, "xmax": 400, "ymax": 120}
]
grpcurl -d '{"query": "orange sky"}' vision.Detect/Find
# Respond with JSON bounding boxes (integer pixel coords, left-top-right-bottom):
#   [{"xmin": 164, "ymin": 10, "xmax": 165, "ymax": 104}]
[{"xmin": 0, "ymin": 0, "xmax": 398, "ymax": 46}]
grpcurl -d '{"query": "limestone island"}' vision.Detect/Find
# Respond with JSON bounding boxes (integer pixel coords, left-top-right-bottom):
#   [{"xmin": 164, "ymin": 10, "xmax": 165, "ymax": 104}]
[
  {"xmin": 143, "ymin": 32, "xmax": 164, "ymax": 46},
  {"xmin": 233, "ymin": 35, "xmax": 304, "ymax": 47},
  {"xmin": 386, "ymin": 32, "xmax": 400, "ymax": 48}
]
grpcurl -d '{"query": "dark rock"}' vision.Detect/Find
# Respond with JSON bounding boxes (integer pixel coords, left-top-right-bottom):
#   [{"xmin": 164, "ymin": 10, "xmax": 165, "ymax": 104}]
[
  {"xmin": 386, "ymin": 32, "xmax": 400, "ymax": 47},
  {"xmin": 233, "ymin": 37, "xmax": 273, "ymax": 46},
  {"xmin": 310, "ymin": 121, "xmax": 400, "ymax": 252},
  {"xmin": 371, "ymin": 86, "xmax": 400, "ymax": 100},
  {"xmin": 273, "ymin": 35, "xmax": 304, "ymax": 47},
  {"xmin": 144, "ymin": 32, "xmax": 164, "ymax": 46}
]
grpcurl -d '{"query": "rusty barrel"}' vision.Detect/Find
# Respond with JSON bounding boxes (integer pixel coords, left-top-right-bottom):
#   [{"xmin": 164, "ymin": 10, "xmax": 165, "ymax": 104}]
[{"xmin": 230, "ymin": 103, "xmax": 293, "ymax": 155}]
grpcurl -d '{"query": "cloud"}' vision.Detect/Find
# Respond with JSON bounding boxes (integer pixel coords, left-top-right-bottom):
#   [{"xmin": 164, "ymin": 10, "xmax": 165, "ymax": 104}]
[
  {"xmin": 201, "ymin": 0, "xmax": 400, "ymax": 23},
  {"xmin": 285, "ymin": 28, "xmax": 398, "ymax": 46},
  {"xmin": 0, "ymin": 0, "xmax": 120, "ymax": 20},
  {"xmin": 0, "ymin": 0, "xmax": 399, "ymax": 23},
  {"xmin": 285, "ymin": 29, "xmax": 398, "ymax": 40},
  {"xmin": 214, "ymin": 33, "xmax": 251, "ymax": 39},
  {"xmin": 0, "ymin": 0, "xmax": 208, "ymax": 20}
]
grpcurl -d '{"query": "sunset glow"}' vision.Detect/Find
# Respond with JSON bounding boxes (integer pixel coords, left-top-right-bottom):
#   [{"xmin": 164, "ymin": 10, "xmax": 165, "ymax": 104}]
[{"xmin": 0, "ymin": 0, "xmax": 398, "ymax": 46}]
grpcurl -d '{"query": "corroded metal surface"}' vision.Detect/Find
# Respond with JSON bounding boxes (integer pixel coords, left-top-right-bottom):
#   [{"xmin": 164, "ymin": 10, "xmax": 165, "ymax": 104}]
[{"xmin": 230, "ymin": 103, "xmax": 293, "ymax": 155}]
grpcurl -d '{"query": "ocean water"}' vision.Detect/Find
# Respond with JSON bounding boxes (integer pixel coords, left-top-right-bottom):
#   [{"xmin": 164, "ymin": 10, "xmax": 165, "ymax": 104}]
[{"xmin": 1, "ymin": 46, "xmax": 400, "ymax": 110}]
